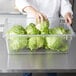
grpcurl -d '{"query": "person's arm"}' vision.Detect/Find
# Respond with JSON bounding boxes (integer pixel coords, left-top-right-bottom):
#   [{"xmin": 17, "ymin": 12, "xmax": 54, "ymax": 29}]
[
  {"xmin": 15, "ymin": 0, "xmax": 30, "ymax": 13},
  {"xmin": 61, "ymin": 0, "xmax": 73, "ymax": 25},
  {"xmin": 15, "ymin": 0, "xmax": 47, "ymax": 23},
  {"xmin": 24, "ymin": 6, "xmax": 48, "ymax": 23}
]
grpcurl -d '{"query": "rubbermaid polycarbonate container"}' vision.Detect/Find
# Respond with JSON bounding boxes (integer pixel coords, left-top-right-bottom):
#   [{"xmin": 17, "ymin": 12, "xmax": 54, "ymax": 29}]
[{"xmin": 4, "ymin": 17, "xmax": 75, "ymax": 54}]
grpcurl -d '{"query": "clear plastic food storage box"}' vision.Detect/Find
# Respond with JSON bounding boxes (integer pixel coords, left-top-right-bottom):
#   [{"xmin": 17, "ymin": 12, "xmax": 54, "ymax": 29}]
[{"xmin": 3, "ymin": 17, "xmax": 75, "ymax": 54}]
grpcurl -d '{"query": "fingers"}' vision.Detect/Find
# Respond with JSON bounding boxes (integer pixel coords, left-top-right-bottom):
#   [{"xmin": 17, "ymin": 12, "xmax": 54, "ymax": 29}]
[
  {"xmin": 36, "ymin": 15, "xmax": 40, "ymax": 24},
  {"xmin": 38, "ymin": 13, "xmax": 44, "ymax": 23},
  {"xmin": 64, "ymin": 13, "xmax": 73, "ymax": 25},
  {"xmin": 68, "ymin": 16, "xmax": 72, "ymax": 25},
  {"xmin": 36, "ymin": 12, "xmax": 47, "ymax": 24},
  {"xmin": 65, "ymin": 16, "xmax": 72, "ymax": 25},
  {"xmin": 36, "ymin": 14, "xmax": 44, "ymax": 23}
]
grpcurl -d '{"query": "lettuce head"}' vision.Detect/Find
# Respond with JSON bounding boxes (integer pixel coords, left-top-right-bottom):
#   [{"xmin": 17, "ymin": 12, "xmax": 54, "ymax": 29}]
[
  {"xmin": 46, "ymin": 36, "xmax": 68, "ymax": 52},
  {"xmin": 36, "ymin": 19, "xmax": 49, "ymax": 34},
  {"xmin": 6, "ymin": 25, "xmax": 28, "ymax": 51},
  {"xmin": 28, "ymin": 37, "xmax": 44, "ymax": 50},
  {"xmin": 49, "ymin": 26, "xmax": 70, "ymax": 34},
  {"xmin": 25, "ymin": 23, "xmax": 40, "ymax": 34}
]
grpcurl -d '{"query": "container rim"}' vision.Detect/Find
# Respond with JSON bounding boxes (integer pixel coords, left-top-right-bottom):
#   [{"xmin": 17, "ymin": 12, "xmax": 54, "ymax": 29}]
[{"xmin": 3, "ymin": 34, "xmax": 75, "ymax": 38}]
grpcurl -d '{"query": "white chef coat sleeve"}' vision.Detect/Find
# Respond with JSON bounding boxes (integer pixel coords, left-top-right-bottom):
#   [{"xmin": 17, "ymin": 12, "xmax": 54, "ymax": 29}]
[
  {"xmin": 60, "ymin": 0, "xmax": 73, "ymax": 17},
  {"xmin": 15, "ymin": 0, "xmax": 30, "ymax": 13}
]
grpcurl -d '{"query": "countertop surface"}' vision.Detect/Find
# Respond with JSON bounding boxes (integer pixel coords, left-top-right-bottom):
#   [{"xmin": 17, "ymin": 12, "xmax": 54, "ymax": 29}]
[{"xmin": 0, "ymin": 32, "xmax": 76, "ymax": 73}]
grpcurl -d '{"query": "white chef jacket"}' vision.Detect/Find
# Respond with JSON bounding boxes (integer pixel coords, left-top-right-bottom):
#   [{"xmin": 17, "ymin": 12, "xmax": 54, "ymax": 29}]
[
  {"xmin": 15, "ymin": 0, "xmax": 73, "ymax": 18},
  {"xmin": 15, "ymin": 0, "xmax": 73, "ymax": 27}
]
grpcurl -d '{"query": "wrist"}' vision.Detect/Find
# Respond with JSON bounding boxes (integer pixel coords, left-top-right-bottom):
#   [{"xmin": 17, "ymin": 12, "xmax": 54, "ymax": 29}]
[
  {"xmin": 23, "ymin": 6, "xmax": 38, "ymax": 15},
  {"xmin": 64, "ymin": 12, "xmax": 73, "ymax": 18}
]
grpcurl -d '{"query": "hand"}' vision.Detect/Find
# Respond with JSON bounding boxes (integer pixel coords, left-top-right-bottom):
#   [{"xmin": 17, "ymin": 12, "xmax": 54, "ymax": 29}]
[
  {"xmin": 23, "ymin": 6, "xmax": 47, "ymax": 23},
  {"xmin": 64, "ymin": 12, "xmax": 73, "ymax": 25},
  {"xmin": 31, "ymin": 7, "xmax": 47, "ymax": 23},
  {"xmin": 34, "ymin": 11, "xmax": 47, "ymax": 24}
]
